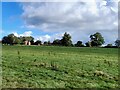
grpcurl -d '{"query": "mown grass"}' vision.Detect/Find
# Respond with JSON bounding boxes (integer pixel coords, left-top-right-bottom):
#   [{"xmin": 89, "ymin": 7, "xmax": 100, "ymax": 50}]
[{"xmin": 2, "ymin": 45, "xmax": 119, "ymax": 89}]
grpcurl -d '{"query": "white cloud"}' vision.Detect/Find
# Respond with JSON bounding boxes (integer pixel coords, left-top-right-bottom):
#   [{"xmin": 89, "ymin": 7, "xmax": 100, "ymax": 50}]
[
  {"xmin": 35, "ymin": 32, "xmax": 64, "ymax": 42},
  {"xmin": 21, "ymin": 0, "xmax": 118, "ymax": 44},
  {"xmin": 13, "ymin": 31, "xmax": 33, "ymax": 37},
  {"xmin": 13, "ymin": 32, "xmax": 19, "ymax": 37},
  {"xmin": 13, "ymin": 31, "xmax": 64, "ymax": 43},
  {"xmin": 37, "ymin": 35, "xmax": 51, "ymax": 42},
  {"xmin": 20, "ymin": 31, "xmax": 32, "ymax": 36}
]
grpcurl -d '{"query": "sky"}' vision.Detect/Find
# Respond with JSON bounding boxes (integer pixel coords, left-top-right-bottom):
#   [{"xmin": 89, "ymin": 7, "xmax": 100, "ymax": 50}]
[{"xmin": 1, "ymin": 0, "xmax": 119, "ymax": 45}]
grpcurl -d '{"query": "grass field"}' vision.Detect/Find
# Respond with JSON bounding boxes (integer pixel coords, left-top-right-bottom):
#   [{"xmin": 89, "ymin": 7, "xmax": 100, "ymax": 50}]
[{"xmin": 2, "ymin": 45, "xmax": 119, "ymax": 89}]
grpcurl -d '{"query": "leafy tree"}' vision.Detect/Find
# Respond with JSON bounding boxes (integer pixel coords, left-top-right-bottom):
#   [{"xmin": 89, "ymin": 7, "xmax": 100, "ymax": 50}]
[
  {"xmin": 85, "ymin": 41, "xmax": 91, "ymax": 47},
  {"xmin": 104, "ymin": 44, "xmax": 113, "ymax": 48},
  {"xmin": 90, "ymin": 32, "xmax": 105, "ymax": 47},
  {"xmin": 18, "ymin": 36, "xmax": 24, "ymax": 44},
  {"xmin": 75, "ymin": 41, "xmax": 84, "ymax": 47},
  {"xmin": 115, "ymin": 40, "xmax": 120, "ymax": 47},
  {"xmin": 13, "ymin": 36, "xmax": 20, "ymax": 44},
  {"xmin": 7, "ymin": 34, "xmax": 16, "ymax": 45},
  {"xmin": 34, "ymin": 40, "xmax": 42, "ymax": 45},
  {"xmin": 22, "ymin": 36, "xmax": 34, "ymax": 44},
  {"xmin": 43, "ymin": 41, "xmax": 51, "ymax": 46},
  {"xmin": 2, "ymin": 36, "xmax": 9, "ymax": 44},
  {"xmin": 23, "ymin": 36, "xmax": 34, "ymax": 42},
  {"xmin": 2, "ymin": 34, "xmax": 19, "ymax": 45},
  {"xmin": 2, "ymin": 34, "xmax": 35, "ymax": 45},
  {"xmin": 44, "ymin": 41, "xmax": 48, "ymax": 45},
  {"xmin": 61, "ymin": 32, "xmax": 72, "ymax": 46},
  {"xmin": 107, "ymin": 44, "xmax": 112, "ymax": 47},
  {"xmin": 52, "ymin": 39, "xmax": 61, "ymax": 46},
  {"xmin": 48, "ymin": 41, "xmax": 51, "ymax": 45}
]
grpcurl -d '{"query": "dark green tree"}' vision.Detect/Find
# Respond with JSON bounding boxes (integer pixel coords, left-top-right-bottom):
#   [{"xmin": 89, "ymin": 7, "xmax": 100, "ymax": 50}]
[
  {"xmin": 85, "ymin": 41, "xmax": 91, "ymax": 47},
  {"xmin": 47, "ymin": 41, "xmax": 51, "ymax": 45},
  {"xmin": 2, "ymin": 36, "xmax": 9, "ymax": 44},
  {"xmin": 43, "ymin": 41, "xmax": 48, "ymax": 45},
  {"xmin": 61, "ymin": 32, "xmax": 72, "ymax": 46},
  {"xmin": 34, "ymin": 40, "xmax": 42, "ymax": 45},
  {"xmin": 14, "ymin": 36, "xmax": 20, "ymax": 44},
  {"xmin": 18, "ymin": 36, "xmax": 24, "ymax": 44},
  {"xmin": 2, "ymin": 34, "xmax": 19, "ymax": 45},
  {"xmin": 22, "ymin": 36, "xmax": 34, "ymax": 44},
  {"xmin": 107, "ymin": 44, "xmax": 112, "ymax": 47},
  {"xmin": 8, "ymin": 34, "xmax": 16, "ymax": 45},
  {"xmin": 115, "ymin": 40, "xmax": 120, "ymax": 47},
  {"xmin": 90, "ymin": 32, "xmax": 105, "ymax": 47},
  {"xmin": 75, "ymin": 41, "xmax": 84, "ymax": 47},
  {"xmin": 105, "ymin": 44, "xmax": 113, "ymax": 48},
  {"xmin": 52, "ymin": 39, "xmax": 61, "ymax": 46}
]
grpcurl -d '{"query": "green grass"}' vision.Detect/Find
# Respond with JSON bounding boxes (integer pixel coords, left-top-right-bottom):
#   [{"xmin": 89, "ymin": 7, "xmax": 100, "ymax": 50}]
[{"xmin": 2, "ymin": 45, "xmax": 119, "ymax": 89}]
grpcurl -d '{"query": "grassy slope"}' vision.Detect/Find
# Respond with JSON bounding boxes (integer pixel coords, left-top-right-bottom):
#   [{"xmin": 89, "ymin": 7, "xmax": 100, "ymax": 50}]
[{"xmin": 2, "ymin": 46, "xmax": 118, "ymax": 88}]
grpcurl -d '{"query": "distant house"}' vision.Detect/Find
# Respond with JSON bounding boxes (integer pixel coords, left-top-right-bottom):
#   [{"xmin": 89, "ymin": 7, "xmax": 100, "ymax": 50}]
[{"xmin": 24, "ymin": 41, "xmax": 31, "ymax": 45}]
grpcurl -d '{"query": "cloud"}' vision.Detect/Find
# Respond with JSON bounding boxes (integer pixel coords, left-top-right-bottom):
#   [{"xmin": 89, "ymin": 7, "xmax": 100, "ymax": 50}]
[
  {"xmin": 37, "ymin": 35, "xmax": 51, "ymax": 42},
  {"xmin": 21, "ymin": 0, "xmax": 118, "ymax": 44},
  {"xmin": 35, "ymin": 32, "xmax": 64, "ymax": 42},
  {"xmin": 13, "ymin": 31, "xmax": 64, "ymax": 43},
  {"xmin": 13, "ymin": 31, "xmax": 33, "ymax": 37}
]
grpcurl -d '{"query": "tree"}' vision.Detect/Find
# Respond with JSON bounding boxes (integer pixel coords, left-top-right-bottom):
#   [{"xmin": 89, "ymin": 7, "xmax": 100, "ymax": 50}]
[
  {"xmin": 52, "ymin": 39, "xmax": 61, "ymax": 46},
  {"xmin": 75, "ymin": 41, "xmax": 84, "ymax": 47},
  {"xmin": 115, "ymin": 40, "xmax": 120, "ymax": 47},
  {"xmin": 104, "ymin": 44, "xmax": 113, "ymax": 48},
  {"xmin": 34, "ymin": 40, "xmax": 42, "ymax": 45},
  {"xmin": 22, "ymin": 36, "xmax": 33, "ymax": 41},
  {"xmin": 2, "ymin": 34, "xmax": 19, "ymax": 45},
  {"xmin": 43, "ymin": 41, "xmax": 52, "ymax": 46},
  {"xmin": 22, "ymin": 36, "xmax": 34, "ymax": 45},
  {"xmin": 85, "ymin": 41, "xmax": 91, "ymax": 47},
  {"xmin": 13, "ymin": 36, "xmax": 20, "ymax": 44},
  {"xmin": 7, "ymin": 34, "xmax": 16, "ymax": 45},
  {"xmin": 2, "ymin": 34, "xmax": 35, "ymax": 45},
  {"xmin": 90, "ymin": 32, "xmax": 105, "ymax": 47},
  {"xmin": 18, "ymin": 36, "xmax": 24, "ymax": 45},
  {"xmin": 2, "ymin": 36, "xmax": 9, "ymax": 44},
  {"xmin": 107, "ymin": 44, "xmax": 112, "ymax": 47},
  {"xmin": 47, "ymin": 41, "xmax": 51, "ymax": 45},
  {"xmin": 44, "ymin": 41, "xmax": 48, "ymax": 45},
  {"xmin": 61, "ymin": 32, "xmax": 72, "ymax": 46}
]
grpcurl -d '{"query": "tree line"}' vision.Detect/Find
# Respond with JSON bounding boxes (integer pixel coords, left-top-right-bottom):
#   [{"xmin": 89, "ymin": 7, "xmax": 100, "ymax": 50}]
[{"xmin": 1, "ymin": 32, "xmax": 120, "ymax": 47}]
